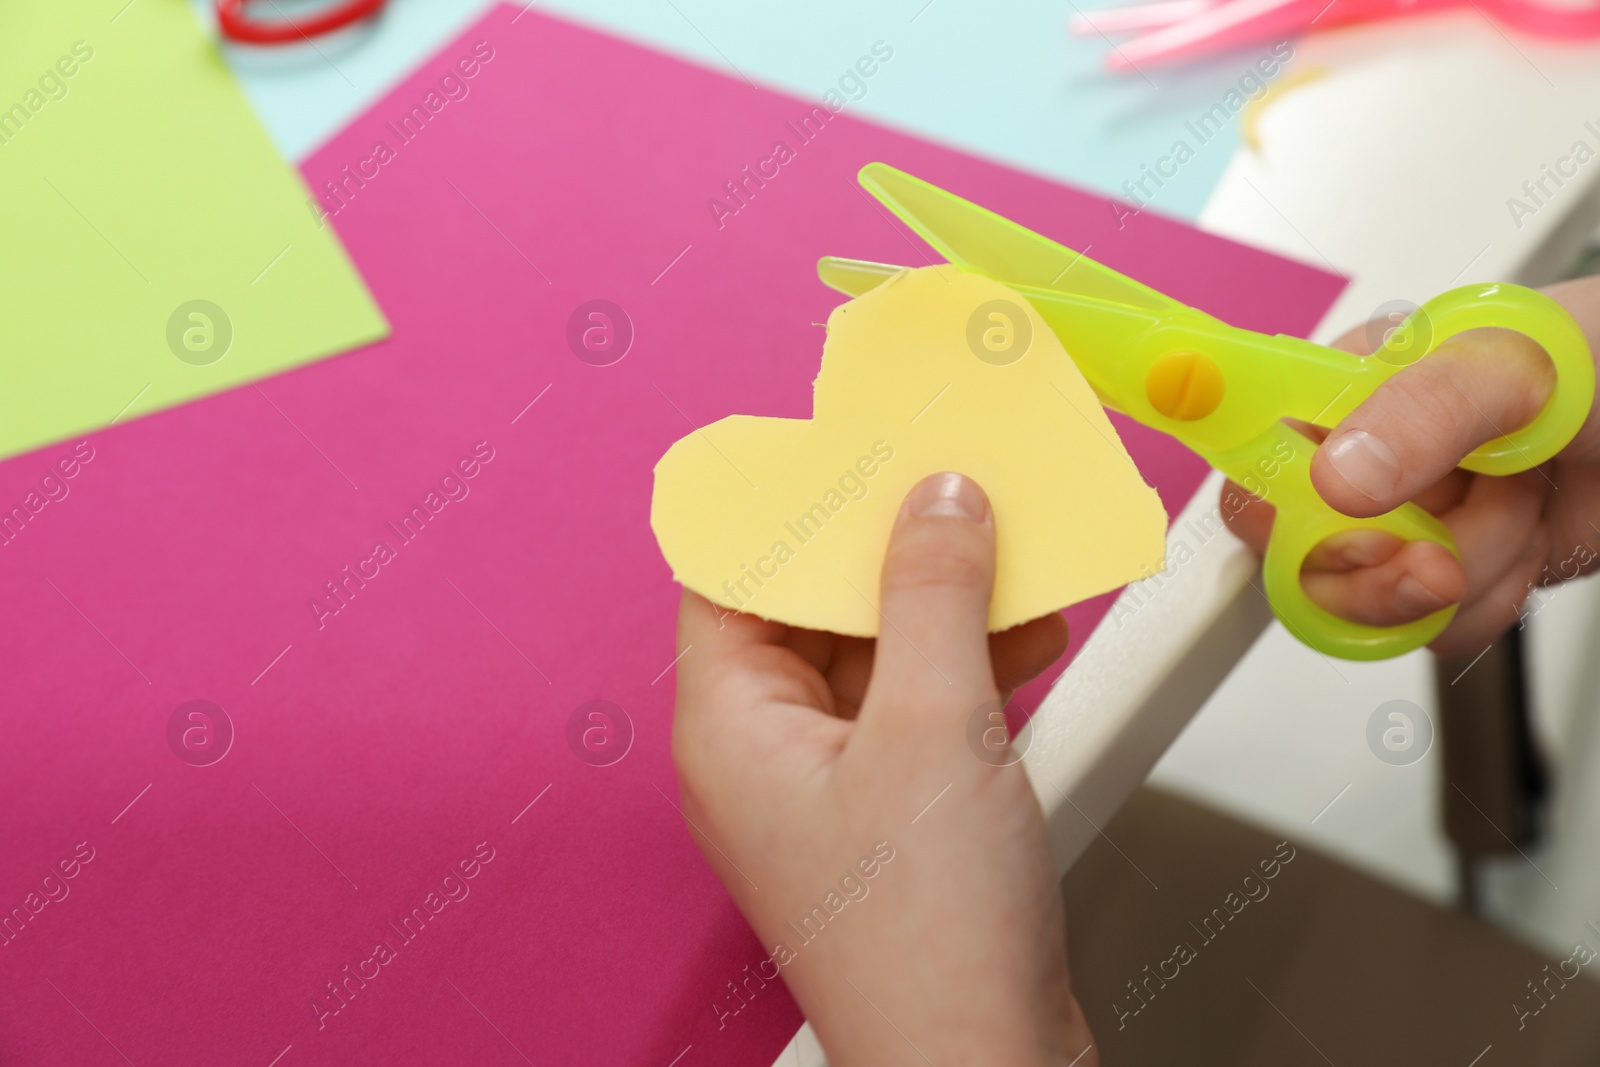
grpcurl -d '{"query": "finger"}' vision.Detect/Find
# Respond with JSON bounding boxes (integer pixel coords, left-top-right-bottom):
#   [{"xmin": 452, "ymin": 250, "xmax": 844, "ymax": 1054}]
[
  {"xmin": 862, "ymin": 472, "xmax": 998, "ymax": 723},
  {"xmin": 812, "ymin": 613, "xmax": 1071, "ymax": 721},
  {"xmin": 677, "ymin": 587, "xmax": 786, "ymax": 669},
  {"xmin": 1329, "ymin": 318, "xmax": 1379, "ymax": 357},
  {"xmin": 1226, "ymin": 438, "xmax": 1468, "ymax": 546},
  {"xmin": 822, "ymin": 637, "xmax": 876, "ymax": 719},
  {"xmin": 1231, "ymin": 489, "xmax": 1458, "ymax": 608},
  {"xmin": 1302, "ymin": 527, "xmax": 1405, "ymax": 572},
  {"xmin": 1290, "ymin": 468, "xmax": 1546, "ymax": 627},
  {"xmin": 1542, "ymin": 276, "xmax": 1600, "ymax": 464},
  {"xmin": 1229, "ymin": 463, "xmax": 1471, "ymax": 566},
  {"xmin": 1436, "ymin": 470, "xmax": 1550, "ymax": 605},
  {"xmin": 674, "ymin": 591, "xmax": 830, "ymax": 738},
  {"xmin": 1312, "ymin": 327, "xmax": 1554, "ymax": 518},
  {"xmin": 781, "ymin": 626, "xmax": 837, "ymax": 677},
  {"xmin": 989, "ymin": 612, "xmax": 1070, "ymax": 695},
  {"xmin": 1219, "ymin": 479, "xmax": 1273, "ymax": 555},
  {"xmin": 1410, "ymin": 468, "xmax": 1473, "ymax": 517},
  {"xmin": 1299, "ymin": 539, "xmax": 1465, "ymax": 626},
  {"xmin": 1429, "ymin": 529, "xmax": 1552, "ymax": 658}
]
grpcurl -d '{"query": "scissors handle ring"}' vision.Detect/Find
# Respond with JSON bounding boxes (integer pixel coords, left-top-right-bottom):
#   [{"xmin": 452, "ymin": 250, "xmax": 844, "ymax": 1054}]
[
  {"xmin": 1211, "ymin": 422, "xmax": 1459, "ymax": 659},
  {"xmin": 1379, "ymin": 283, "xmax": 1594, "ymax": 476},
  {"xmin": 1262, "ymin": 499, "xmax": 1459, "ymax": 660}
]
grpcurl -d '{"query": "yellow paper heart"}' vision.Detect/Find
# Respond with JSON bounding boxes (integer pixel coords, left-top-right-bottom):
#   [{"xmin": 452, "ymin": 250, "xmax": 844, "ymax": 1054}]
[{"xmin": 651, "ymin": 266, "xmax": 1168, "ymax": 636}]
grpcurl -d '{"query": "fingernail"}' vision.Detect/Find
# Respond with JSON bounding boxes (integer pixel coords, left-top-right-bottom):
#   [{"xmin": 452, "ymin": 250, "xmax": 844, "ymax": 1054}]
[
  {"xmin": 906, "ymin": 472, "xmax": 989, "ymax": 522},
  {"xmin": 1323, "ymin": 429, "xmax": 1401, "ymax": 502},
  {"xmin": 1395, "ymin": 574, "xmax": 1452, "ymax": 616}
]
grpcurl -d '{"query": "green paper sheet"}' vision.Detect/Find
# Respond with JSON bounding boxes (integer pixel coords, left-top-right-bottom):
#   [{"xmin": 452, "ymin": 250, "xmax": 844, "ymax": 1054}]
[{"xmin": 0, "ymin": 0, "xmax": 388, "ymax": 459}]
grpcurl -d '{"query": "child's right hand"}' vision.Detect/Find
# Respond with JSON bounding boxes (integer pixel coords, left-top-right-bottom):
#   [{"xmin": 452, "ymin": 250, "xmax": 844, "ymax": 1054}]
[{"xmin": 1222, "ymin": 276, "xmax": 1600, "ymax": 657}]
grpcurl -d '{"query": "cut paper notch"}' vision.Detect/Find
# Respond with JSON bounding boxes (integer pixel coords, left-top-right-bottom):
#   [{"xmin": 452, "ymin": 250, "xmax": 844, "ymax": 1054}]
[{"xmin": 651, "ymin": 266, "xmax": 1169, "ymax": 636}]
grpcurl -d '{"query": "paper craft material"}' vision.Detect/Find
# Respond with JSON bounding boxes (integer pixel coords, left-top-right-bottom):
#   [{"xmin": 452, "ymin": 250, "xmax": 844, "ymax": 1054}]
[
  {"xmin": 0, "ymin": 0, "xmax": 387, "ymax": 461},
  {"xmin": 653, "ymin": 266, "xmax": 1168, "ymax": 635},
  {"xmin": 0, "ymin": 6, "xmax": 1343, "ymax": 1066}
]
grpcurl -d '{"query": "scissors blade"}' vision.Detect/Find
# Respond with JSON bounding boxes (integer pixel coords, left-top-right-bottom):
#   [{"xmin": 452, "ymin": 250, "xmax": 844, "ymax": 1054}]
[
  {"xmin": 1013, "ymin": 284, "xmax": 1169, "ymax": 410},
  {"xmin": 813, "ymin": 258, "xmax": 1168, "ymax": 412},
  {"xmin": 856, "ymin": 163, "xmax": 1186, "ymax": 315},
  {"xmin": 817, "ymin": 256, "xmax": 906, "ymax": 297}
]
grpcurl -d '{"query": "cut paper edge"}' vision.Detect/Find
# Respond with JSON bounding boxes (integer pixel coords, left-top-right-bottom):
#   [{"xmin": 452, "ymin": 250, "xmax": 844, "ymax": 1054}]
[{"xmin": 652, "ymin": 266, "xmax": 1169, "ymax": 636}]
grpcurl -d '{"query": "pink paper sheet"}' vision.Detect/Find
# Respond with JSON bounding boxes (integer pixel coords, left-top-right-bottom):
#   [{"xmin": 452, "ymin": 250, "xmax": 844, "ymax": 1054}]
[{"xmin": 0, "ymin": 7, "xmax": 1343, "ymax": 1064}]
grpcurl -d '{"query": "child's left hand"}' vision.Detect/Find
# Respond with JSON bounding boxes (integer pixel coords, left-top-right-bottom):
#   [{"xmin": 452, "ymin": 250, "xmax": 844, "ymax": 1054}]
[{"xmin": 671, "ymin": 472, "xmax": 1097, "ymax": 1066}]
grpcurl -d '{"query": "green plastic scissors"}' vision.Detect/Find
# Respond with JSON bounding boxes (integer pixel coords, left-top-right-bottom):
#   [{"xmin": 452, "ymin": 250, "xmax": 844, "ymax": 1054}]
[{"xmin": 820, "ymin": 163, "xmax": 1595, "ymax": 661}]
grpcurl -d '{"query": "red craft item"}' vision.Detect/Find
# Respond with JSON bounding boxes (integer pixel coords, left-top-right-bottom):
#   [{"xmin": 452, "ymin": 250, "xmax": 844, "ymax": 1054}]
[{"xmin": 215, "ymin": 0, "xmax": 387, "ymax": 44}]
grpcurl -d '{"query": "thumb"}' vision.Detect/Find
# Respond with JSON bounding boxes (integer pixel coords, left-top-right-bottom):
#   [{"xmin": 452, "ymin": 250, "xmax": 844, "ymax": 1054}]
[
  {"xmin": 1312, "ymin": 326, "xmax": 1554, "ymax": 517},
  {"xmin": 859, "ymin": 472, "xmax": 998, "ymax": 730}
]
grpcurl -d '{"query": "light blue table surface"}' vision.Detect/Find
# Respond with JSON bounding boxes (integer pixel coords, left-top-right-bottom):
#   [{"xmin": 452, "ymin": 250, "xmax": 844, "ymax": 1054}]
[{"xmin": 194, "ymin": 0, "xmax": 1266, "ymax": 220}]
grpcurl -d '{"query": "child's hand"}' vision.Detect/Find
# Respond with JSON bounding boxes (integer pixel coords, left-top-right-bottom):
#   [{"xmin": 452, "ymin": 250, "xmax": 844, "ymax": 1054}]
[
  {"xmin": 1223, "ymin": 277, "xmax": 1600, "ymax": 657},
  {"xmin": 671, "ymin": 472, "xmax": 1097, "ymax": 1067}
]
